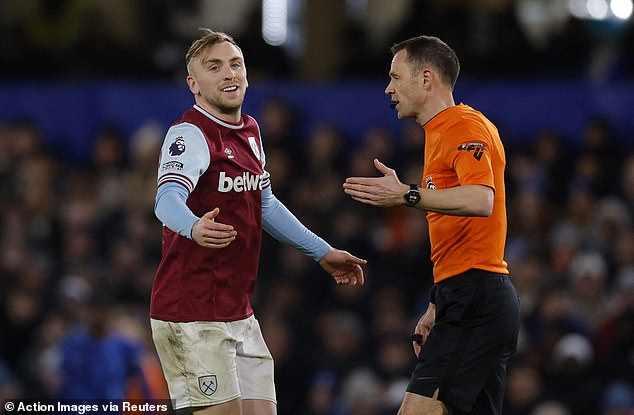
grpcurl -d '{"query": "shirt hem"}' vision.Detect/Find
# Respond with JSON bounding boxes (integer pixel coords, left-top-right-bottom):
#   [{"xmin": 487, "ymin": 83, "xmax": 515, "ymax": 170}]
[{"xmin": 149, "ymin": 310, "xmax": 255, "ymax": 323}]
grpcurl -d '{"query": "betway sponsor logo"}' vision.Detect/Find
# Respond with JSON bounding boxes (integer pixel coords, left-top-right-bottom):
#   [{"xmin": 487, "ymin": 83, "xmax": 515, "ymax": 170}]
[{"xmin": 218, "ymin": 171, "xmax": 267, "ymax": 193}]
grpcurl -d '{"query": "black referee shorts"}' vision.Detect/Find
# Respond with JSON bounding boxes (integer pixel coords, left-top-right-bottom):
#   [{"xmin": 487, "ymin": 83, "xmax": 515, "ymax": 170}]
[{"xmin": 407, "ymin": 269, "xmax": 520, "ymax": 414}]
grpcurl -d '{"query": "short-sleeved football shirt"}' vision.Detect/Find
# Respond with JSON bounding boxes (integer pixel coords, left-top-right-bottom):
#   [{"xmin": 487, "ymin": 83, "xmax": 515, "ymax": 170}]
[
  {"xmin": 422, "ymin": 104, "xmax": 508, "ymax": 283},
  {"xmin": 151, "ymin": 105, "xmax": 270, "ymax": 322}
]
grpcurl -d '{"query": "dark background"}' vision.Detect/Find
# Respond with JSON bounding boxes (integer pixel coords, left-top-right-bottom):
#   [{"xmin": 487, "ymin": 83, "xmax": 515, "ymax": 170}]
[{"xmin": 0, "ymin": 1, "xmax": 633, "ymax": 414}]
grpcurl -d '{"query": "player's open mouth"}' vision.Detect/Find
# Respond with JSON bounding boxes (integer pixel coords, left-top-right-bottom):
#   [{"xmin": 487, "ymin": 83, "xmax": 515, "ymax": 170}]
[{"xmin": 222, "ymin": 86, "xmax": 239, "ymax": 92}]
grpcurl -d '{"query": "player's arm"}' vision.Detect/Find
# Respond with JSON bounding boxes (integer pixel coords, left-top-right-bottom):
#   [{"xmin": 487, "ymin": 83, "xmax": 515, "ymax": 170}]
[
  {"xmin": 255, "ymin": 131, "xmax": 366, "ymax": 285},
  {"xmin": 262, "ymin": 186, "xmax": 366, "ymax": 285},
  {"xmin": 261, "ymin": 186, "xmax": 329, "ymax": 259},
  {"xmin": 155, "ymin": 182, "xmax": 200, "ymax": 238},
  {"xmin": 155, "ymin": 123, "xmax": 236, "ymax": 248},
  {"xmin": 254, "ymin": 142, "xmax": 331, "ymax": 259},
  {"xmin": 154, "ymin": 183, "xmax": 236, "ymax": 247}
]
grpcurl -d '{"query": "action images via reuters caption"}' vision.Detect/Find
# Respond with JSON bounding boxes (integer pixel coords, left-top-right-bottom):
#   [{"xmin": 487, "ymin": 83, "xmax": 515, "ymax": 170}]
[{"xmin": 5, "ymin": 400, "xmax": 170, "ymax": 414}]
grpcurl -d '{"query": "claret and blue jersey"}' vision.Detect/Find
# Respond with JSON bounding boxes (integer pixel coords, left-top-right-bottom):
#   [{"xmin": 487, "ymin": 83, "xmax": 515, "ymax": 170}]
[{"xmin": 151, "ymin": 105, "xmax": 329, "ymax": 323}]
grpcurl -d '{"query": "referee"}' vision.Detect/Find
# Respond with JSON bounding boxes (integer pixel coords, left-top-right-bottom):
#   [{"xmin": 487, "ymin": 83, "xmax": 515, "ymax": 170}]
[{"xmin": 344, "ymin": 35, "xmax": 520, "ymax": 415}]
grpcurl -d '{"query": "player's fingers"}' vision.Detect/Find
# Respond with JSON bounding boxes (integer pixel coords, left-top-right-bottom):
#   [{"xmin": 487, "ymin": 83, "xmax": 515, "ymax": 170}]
[
  {"xmin": 334, "ymin": 275, "xmax": 347, "ymax": 285},
  {"xmin": 200, "ymin": 228, "xmax": 236, "ymax": 239},
  {"xmin": 341, "ymin": 269, "xmax": 361, "ymax": 286},
  {"xmin": 200, "ymin": 232, "xmax": 236, "ymax": 245},
  {"xmin": 205, "ymin": 238, "xmax": 235, "ymax": 246},
  {"xmin": 337, "ymin": 272, "xmax": 352, "ymax": 284},
  {"xmin": 345, "ymin": 254, "xmax": 367, "ymax": 265},
  {"xmin": 351, "ymin": 265, "xmax": 365, "ymax": 285},
  {"xmin": 203, "ymin": 238, "xmax": 234, "ymax": 248},
  {"xmin": 212, "ymin": 240, "xmax": 232, "ymax": 248},
  {"xmin": 209, "ymin": 222, "xmax": 236, "ymax": 232},
  {"xmin": 195, "ymin": 238, "xmax": 233, "ymax": 249},
  {"xmin": 202, "ymin": 208, "xmax": 220, "ymax": 220},
  {"xmin": 208, "ymin": 234, "xmax": 236, "ymax": 244}
]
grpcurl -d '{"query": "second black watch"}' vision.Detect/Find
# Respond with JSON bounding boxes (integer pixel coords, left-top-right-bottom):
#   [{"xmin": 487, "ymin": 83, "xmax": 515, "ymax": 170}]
[{"xmin": 404, "ymin": 184, "xmax": 421, "ymax": 207}]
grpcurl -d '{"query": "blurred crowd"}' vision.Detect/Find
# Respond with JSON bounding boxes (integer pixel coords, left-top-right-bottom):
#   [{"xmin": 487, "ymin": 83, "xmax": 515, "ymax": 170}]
[
  {"xmin": 0, "ymin": 96, "xmax": 632, "ymax": 415},
  {"xmin": 1, "ymin": 0, "xmax": 633, "ymax": 414},
  {"xmin": 2, "ymin": 0, "xmax": 634, "ymax": 82}
]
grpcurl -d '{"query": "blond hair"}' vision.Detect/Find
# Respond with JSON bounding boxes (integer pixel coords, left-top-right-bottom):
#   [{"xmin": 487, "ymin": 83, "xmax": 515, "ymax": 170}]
[{"xmin": 185, "ymin": 28, "xmax": 240, "ymax": 74}]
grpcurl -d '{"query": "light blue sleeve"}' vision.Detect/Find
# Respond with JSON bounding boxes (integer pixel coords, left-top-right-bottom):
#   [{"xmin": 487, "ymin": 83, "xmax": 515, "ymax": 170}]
[
  {"xmin": 154, "ymin": 182, "xmax": 199, "ymax": 239},
  {"xmin": 261, "ymin": 186, "xmax": 330, "ymax": 261}
]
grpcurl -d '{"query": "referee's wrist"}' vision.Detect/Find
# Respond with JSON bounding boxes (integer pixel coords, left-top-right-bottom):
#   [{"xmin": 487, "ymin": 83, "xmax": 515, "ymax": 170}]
[{"xmin": 404, "ymin": 184, "xmax": 422, "ymax": 208}]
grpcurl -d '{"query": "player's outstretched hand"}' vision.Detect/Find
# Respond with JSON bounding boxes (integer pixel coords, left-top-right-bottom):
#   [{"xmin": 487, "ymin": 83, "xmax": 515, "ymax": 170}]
[
  {"xmin": 319, "ymin": 247, "xmax": 367, "ymax": 286},
  {"xmin": 343, "ymin": 158, "xmax": 409, "ymax": 207},
  {"xmin": 191, "ymin": 208, "xmax": 237, "ymax": 248}
]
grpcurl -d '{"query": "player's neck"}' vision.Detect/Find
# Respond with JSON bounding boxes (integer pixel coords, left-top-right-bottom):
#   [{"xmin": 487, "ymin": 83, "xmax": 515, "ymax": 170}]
[{"xmin": 196, "ymin": 101, "xmax": 242, "ymax": 124}]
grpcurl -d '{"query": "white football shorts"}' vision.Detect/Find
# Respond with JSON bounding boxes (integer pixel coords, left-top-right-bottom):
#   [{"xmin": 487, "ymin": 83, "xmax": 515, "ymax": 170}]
[{"xmin": 150, "ymin": 315, "xmax": 276, "ymax": 410}]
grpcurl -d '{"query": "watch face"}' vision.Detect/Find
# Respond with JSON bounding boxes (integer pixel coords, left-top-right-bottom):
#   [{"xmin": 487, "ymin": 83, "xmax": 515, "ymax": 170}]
[{"xmin": 405, "ymin": 189, "xmax": 421, "ymax": 206}]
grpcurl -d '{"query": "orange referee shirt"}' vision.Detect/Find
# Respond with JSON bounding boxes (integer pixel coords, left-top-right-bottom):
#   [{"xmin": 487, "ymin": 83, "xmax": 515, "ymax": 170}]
[{"xmin": 422, "ymin": 103, "xmax": 508, "ymax": 283}]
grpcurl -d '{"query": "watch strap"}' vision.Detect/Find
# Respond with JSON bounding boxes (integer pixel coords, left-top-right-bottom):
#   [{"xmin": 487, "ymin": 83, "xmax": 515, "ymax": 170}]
[{"xmin": 404, "ymin": 183, "xmax": 421, "ymax": 207}]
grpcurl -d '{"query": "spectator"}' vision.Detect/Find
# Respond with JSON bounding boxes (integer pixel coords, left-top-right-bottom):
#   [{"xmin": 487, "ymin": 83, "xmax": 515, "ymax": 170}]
[{"xmin": 54, "ymin": 296, "xmax": 150, "ymax": 400}]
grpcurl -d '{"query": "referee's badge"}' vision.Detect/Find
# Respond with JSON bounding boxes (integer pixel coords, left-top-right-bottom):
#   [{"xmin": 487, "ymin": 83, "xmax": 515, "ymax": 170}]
[
  {"xmin": 248, "ymin": 136, "xmax": 261, "ymax": 160},
  {"xmin": 199, "ymin": 375, "xmax": 217, "ymax": 396}
]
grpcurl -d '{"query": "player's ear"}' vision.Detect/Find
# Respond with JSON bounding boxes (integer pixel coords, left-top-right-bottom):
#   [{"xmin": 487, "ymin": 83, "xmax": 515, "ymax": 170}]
[{"xmin": 187, "ymin": 75, "xmax": 200, "ymax": 95}]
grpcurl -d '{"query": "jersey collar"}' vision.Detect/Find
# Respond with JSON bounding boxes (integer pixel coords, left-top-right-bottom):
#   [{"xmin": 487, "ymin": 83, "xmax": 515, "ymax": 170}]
[{"xmin": 194, "ymin": 105, "xmax": 244, "ymax": 129}]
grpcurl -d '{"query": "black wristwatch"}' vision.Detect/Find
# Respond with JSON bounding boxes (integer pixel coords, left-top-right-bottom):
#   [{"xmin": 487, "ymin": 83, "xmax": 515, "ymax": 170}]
[{"xmin": 404, "ymin": 184, "xmax": 421, "ymax": 207}]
